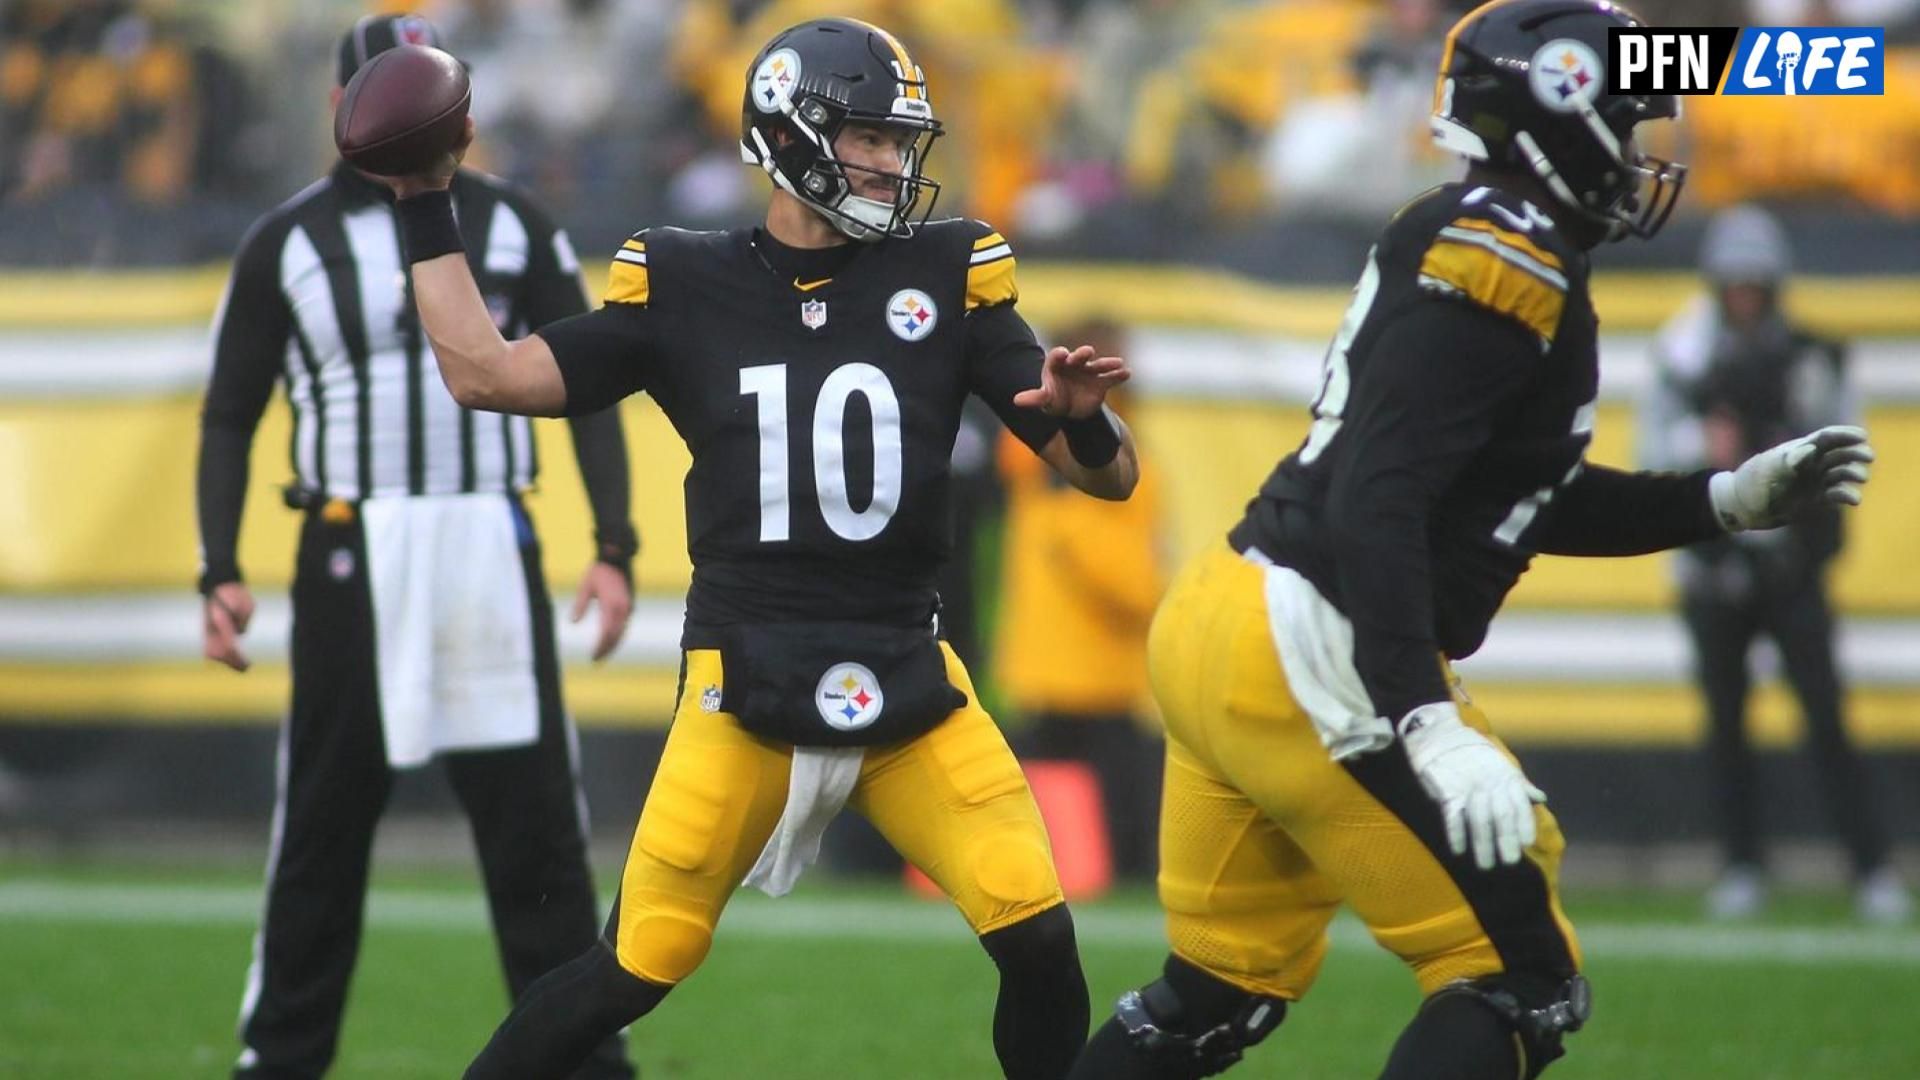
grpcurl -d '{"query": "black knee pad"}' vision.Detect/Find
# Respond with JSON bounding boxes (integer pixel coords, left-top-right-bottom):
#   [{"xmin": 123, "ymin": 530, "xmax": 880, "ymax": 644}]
[
  {"xmin": 1427, "ymin": 972, "xmax": 1591, "ymax": 1078},
  {"xmin": 1111, "ymin": 956, "xmax": 1287, "ymax": 1078},
  {"xmin": 981, "ymin": 903, "xmax": 1080, "ymax": 974}
]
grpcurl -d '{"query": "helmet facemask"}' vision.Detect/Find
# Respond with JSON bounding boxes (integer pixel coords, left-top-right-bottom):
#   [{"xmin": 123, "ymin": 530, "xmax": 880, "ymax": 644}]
[{"xmin": 1513, "ymin": 100, "xmax": 1687, "ymax": 240}]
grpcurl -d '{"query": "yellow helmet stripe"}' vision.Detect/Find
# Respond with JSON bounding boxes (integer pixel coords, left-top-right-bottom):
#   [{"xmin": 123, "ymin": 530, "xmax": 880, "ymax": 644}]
[
  {"xmin": 1433, "ymin": 0, "xmax": 1510, "ymax": 113},
  {"xmin": 850, "ymin": 19, "xmax": 924, "ymax": 101}
]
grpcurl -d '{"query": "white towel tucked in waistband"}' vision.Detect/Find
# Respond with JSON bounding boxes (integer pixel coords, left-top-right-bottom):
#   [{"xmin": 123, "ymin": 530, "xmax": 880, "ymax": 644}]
[
  {"xmin": 1242, "ymin": 547, "xmax": 1395, "ymax": 761},
  {"xmin": 744, "ymin": 746, "xmax": 865, "ymax": 897},
  {"xmin": 360, "ymin": 493, "xmax": 540, "ymax": 769}
]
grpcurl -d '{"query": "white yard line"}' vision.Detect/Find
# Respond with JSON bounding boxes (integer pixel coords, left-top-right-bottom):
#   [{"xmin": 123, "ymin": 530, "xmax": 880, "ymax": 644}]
[{"xmin": 1, "ymin": 881, "xmax": 1916, "ymax": 967}]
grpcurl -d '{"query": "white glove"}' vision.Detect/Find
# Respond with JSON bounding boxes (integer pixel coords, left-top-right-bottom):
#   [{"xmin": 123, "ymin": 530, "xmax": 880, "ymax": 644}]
[
  {"xmin": 1709, "ymin": 424, "xmax": 1874, "ymax": 532},
  {"xmin": 1398, "ymin": 702, "xmax": 1546, "ymax": 870}
]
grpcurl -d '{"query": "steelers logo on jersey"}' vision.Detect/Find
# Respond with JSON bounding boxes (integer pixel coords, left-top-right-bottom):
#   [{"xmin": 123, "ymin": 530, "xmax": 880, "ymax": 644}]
[
  {"xmin": 886, "ymin": 288, "xmax": 938, "ymax": 341},
  {"xmin": 817, "ymin": 663, "xmax": 885, "ymax": 731},
  {"xmin": 752, "ymin": 48, "xmax": 803, "ymax": 114}
]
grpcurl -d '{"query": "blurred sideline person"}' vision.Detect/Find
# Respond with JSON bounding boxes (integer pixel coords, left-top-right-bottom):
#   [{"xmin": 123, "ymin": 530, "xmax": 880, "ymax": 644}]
[
  {"xmin": 372, "ymin": 17, "xmax": 1140, "ymax": 1079},
  {"xmin": 195, "ymin": 15, "xmax": 636, "ymax": 1079},
  {"xmin": 996, "ymin": 317, "xmax": 1166, "ymax": 881},
  {"xmin": 1642, "ymin": 204, "xmax": 1911, "ymax": 925},
  {"xmin": 1070, "ymin": 3, "xmax": 1876, "ymax": 1078}
]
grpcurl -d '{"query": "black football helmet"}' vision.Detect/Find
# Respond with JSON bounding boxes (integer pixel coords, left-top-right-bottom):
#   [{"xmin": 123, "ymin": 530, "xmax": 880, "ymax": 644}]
[
  {"xmin": 740, "ymin": 18, "xmax": 943, "ymax": 242},
  {"xmin": 1431, "ymin": 0, "xmax": 1686, "ymax": 240}
]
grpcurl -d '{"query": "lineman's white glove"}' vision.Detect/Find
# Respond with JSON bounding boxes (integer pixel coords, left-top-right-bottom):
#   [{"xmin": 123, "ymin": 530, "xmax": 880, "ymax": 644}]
[
  {"xmin": 1398, "ymin": 702, "xmax": 1546, "ymax": 871},
  {"xmin": 1709, "ymin": 425, "xmax": 1874, "ymax": 532}
]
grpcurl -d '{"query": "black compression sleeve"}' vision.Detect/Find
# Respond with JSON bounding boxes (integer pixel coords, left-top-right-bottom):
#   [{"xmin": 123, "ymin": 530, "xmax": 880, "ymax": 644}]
[
  {"xmin": 1327, "ymin": 301, "xmax": 1538, "ymax": 719},
  {"xmin": 1531, "ymin": 464, "xmax": 1722, "ymax": 555},
  {"xmin": 567, "ymin": 407, "xmax": 637, "ymax": 584},
  {"xmin": 964, "ymin": 301, "xmax": 1061, "ymax": 453},
  {"xmin": 537, "ymin": 303, "xmax": 656, "ymax": 416},
  {"xmin": 197, "ymin": 217, "xmax": 292, "ymax": 592}
]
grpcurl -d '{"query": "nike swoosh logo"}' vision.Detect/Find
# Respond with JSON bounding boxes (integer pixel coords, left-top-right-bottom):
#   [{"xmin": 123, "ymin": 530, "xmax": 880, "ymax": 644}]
[{"xmin": 793, "ymin": 277, "xmax": 832, "ymax": 292}]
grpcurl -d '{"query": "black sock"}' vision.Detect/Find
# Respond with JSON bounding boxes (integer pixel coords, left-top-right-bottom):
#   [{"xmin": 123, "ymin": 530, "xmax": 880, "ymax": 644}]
[
  {"xmin": 465, "ymin": 944, "xmax": 668, "ymax": 1080},
  {"xmin": 1379, "ymin": 989, "xmax": 1522, "ymax": 1080},
  {"xmin": 1068, "ymin": 1015, "xmax": 1184, "ymax": 1080},
  {"xmin": 1065, "ymin": 955, "xmax": 1280, "ymax": 1080},
  {"xmin": 980, "ymin": 905, "xmax": 1091, "ymax": 1080}
]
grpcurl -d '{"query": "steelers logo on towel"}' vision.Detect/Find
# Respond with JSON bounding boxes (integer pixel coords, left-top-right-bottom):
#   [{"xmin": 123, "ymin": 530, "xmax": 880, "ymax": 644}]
[
  {"xmin": 817, "ymin": 663, "xmax": 884, "ymax": 731},
  {"xmin": 886, "ymin": 289, "xmax": 938, "ymax": 342}
]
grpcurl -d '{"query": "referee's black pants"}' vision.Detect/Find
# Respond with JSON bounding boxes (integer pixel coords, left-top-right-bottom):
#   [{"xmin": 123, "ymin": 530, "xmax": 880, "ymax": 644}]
[
  {"xmin": 235, "ymin": 504, "xmax": 632, "ymax": 1080},
  {"xmin": 1681, "ymin": 569, "xmax": 1891, "ymax": 879}
]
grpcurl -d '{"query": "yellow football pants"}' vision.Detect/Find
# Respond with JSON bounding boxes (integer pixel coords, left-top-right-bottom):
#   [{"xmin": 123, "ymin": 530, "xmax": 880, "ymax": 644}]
[
  {"xmin": 609, "ymin": 644, "xmax": 1064, "ymax": 985},
  {"xmin": 1148, "ymin": 546, "xmax": 1581, "ymax": 1000}
]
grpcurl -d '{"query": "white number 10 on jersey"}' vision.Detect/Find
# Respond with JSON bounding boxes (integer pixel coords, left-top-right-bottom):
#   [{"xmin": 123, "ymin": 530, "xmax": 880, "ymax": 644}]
[{"xmin": 740, "ymin": 363, "xmax": 904, "ymax": 542}]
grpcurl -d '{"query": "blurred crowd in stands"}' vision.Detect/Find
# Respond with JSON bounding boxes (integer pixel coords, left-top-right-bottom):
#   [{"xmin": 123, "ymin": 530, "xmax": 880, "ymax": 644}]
[{"xmin": 5, "ymin": 0, "xmax": 1920, "ymax": 267}]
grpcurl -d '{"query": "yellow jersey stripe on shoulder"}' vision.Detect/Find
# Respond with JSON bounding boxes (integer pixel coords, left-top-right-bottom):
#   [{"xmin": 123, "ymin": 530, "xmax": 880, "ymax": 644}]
[
  {"xmin": 621, "ymin": 238, "xmax": 646, "ymax": 253},
  {"xmin": 1434, "ymin": 224, "xmax": 1568, "ymax": 289},
  {"xmin": 1419, "ymin": 239, "xmax": 1564, "ymax": 347},
  {"xmin": 1443, "ymin": 217, "xmax": 1562, "ymax": 272},
  {"xmin": 966, "ymin": 252, "xmax": 1018, "ymax": 310},
  {"xmin": 605, "ymin": 247, "xmax": 649, "ymax": 306},
  {"xmin": 972, "ymin": 231, "xmax": 1006, "ymax": 251}
]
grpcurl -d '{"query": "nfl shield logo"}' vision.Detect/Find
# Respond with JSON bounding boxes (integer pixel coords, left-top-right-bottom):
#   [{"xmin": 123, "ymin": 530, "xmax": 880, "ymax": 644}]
[{"xmin": 801, "ymin": 298, "xmax": 827, "ymax": 329}]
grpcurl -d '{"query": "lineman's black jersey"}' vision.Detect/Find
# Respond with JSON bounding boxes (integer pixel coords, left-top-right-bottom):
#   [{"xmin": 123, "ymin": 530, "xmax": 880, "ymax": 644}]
[
  {"xmin": 1231, "ymin": 182, "xmax": 1720, "ymax": 719},
  {"xmin": 540, "ymin": 218, "xmax": 1061, "ymax": 645}
]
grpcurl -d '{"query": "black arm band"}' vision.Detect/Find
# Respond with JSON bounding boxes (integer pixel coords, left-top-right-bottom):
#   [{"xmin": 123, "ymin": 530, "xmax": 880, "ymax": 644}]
[
  {"xmin": 396, "ymin": 190, "xmax": 465, "ymax": 264},
  {"xmin": 1061, "ymin": 406, "xmax": 1122, "ymax": 468}
]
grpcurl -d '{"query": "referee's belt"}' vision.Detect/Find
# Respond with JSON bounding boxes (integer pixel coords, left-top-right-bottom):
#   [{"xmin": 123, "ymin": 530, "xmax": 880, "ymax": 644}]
[{"xmin": 283, "ymin": 487, "xmax": 357, "ymax": 525}]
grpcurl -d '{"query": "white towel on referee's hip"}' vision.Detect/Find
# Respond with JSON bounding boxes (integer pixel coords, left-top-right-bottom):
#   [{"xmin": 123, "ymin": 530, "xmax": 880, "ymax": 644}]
[
  {"xmin": 1242, "ymin": 547, "xmax": 1395, "ymax": 761},
  {"xmin": 744, "ymin": 746, "xmax": 865, "ymax": 897},
  {"xmin": 360, "ymin": 493, "xmax": 540, "ymax": 768}
]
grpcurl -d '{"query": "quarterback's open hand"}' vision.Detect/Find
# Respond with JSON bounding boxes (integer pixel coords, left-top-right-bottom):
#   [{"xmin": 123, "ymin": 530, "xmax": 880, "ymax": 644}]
[
  {"xmin": 1013, "ymin": 345, "xmax": 1131, "ymax": 419},
  {"xmin": 1709, "ymin": 424, "xmax": 1874, "ymax": 532},
  {"xmin": 571, "ymin": 561, "xmax": 633, "ymax": 662},
  {"xmin": 1398, "ymin": 701, "xmax": 1546, "ymax": 870}
]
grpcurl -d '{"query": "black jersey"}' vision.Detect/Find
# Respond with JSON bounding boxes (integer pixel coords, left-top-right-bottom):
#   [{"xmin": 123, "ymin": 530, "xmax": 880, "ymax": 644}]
[
  {"xmin": 1231, "ymin": 182, "xmax": 1719, "ymax": 719},
  {"xmin": 539, "ymin": 218, "xmax": 1061, "ymax": 644}
]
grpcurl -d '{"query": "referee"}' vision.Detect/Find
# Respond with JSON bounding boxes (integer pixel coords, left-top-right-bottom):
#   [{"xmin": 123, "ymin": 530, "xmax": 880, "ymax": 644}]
[{"xmin": 195, "ymin": 15, "xmax": 636, "ymax": 1079}]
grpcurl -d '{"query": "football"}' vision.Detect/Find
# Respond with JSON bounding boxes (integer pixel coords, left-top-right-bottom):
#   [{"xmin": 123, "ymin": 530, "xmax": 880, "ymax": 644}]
[{"xmin": 333, "ymin": 43, "xmax": 471, "ymax": 177}]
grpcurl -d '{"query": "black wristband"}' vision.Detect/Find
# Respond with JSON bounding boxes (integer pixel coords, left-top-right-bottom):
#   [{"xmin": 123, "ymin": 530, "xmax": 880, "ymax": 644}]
[
  {"xmin": 596, "ymin": 532, "xmax": 638, "ymax": 595},
  {"xmin": 396, "ymin": 190, "xmax": 464, "ymax": 264},
  {"xmin": 1061, "ymin": 406, "xmax": 1122, "ymax": 468},
  {"xmin": 198, "ymin": 565, "xmax": 241, "ymax": 597}
]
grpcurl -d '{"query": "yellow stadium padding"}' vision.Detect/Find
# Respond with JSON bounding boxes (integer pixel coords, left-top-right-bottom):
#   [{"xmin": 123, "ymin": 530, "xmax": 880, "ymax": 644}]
[
  {"xmin": 0, "ymin": 661, "xmax": 684, "ymax": 727},
  {"xmin": 5, "ymin": 263, "xmax": 1920, "ymax": 337},
  {"xmin": 4, "ymin": 661, "xmax": 1918, "ymax": 746},
  {"xmin": 5, "ymin": 395, "xmax": 1920, "ymax": 613}
]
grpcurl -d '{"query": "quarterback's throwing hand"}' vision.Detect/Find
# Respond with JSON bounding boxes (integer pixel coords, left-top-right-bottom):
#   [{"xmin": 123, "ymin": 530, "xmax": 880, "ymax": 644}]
[
  {"xmin": 1709, "ymin": 424, "xmax": 1874, "ymax": 532},
  {"xmin": 1398, "ymin": 702, "xmax": 1546, "ymax": 870},
  {"xmin": 1013, "ymin": 344, "xmax": 1130, "ymax": 419}
]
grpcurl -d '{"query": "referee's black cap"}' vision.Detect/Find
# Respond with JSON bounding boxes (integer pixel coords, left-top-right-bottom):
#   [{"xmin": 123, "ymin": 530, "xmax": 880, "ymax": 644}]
[{"xmin": 336, "ymin": 13, "xmax": 447, "ymax": 87}]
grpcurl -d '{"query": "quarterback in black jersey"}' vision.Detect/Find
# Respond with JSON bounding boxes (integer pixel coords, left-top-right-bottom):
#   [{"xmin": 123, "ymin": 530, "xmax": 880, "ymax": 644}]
[
  {"xmin": 379, "ymin": 16, "xmax": 1138, "ymax": 1080},
  {"xmin": 1071, "ymin": 4, "xmax": 1874, "ymax": 1080}
]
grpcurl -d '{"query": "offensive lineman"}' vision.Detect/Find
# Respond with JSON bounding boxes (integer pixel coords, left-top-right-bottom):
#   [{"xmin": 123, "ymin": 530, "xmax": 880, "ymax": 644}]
[{"xmin": 1070, "ymin": 3, "xmax": 1875, "ymax": 1078}]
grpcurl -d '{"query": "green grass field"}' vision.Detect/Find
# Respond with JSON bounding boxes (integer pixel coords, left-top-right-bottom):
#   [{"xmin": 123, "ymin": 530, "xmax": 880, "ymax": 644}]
[{"xmin": 2, "ymin": 858, "xmax": 1916, "ymax": 1079}]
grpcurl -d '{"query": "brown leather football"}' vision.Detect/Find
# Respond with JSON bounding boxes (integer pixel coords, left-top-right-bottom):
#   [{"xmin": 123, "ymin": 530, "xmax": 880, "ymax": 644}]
[{"xmin": 333, "ymin": 44, "xmax": 471, "ymax": 177}]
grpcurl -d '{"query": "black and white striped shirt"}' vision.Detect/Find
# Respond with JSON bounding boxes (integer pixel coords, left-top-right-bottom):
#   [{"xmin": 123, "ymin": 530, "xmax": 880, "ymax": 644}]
[{"xmin": 197, "ymin": 164, "xmax": 635, "ymax": 590}]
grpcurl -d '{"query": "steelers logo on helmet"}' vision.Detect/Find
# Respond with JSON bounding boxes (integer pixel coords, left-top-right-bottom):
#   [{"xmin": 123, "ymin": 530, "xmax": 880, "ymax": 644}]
[
  {"xmin": 751, "ymin": 47, "xmax": 802, "ymax": 114},
  {"xmin": 817, "ymin": 663, "xmax": 884, "ymax": 731},
  {"xmin": 1528, "ymin": 39, "xmax": 1605, "ymax": 114},
  {"xmin": 886, "ymin": 288, "xmax": 938, "ymax": 342}
]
